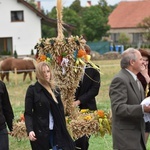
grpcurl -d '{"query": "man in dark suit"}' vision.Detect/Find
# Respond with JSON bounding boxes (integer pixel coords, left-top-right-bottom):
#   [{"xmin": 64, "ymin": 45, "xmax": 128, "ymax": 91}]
[
  {"xmin": 73, "ymin": 45, "xmax": 100, "ymax": 150},
  {"xmin": 109, "ymin": 48, "xmax": 150, "ymax": 150}
]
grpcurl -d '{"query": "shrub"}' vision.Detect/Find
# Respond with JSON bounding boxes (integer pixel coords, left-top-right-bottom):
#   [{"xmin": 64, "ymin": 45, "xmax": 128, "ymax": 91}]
[{"xmin": 14, "ymin": 50, "xmax": 18, "ymax": 58}]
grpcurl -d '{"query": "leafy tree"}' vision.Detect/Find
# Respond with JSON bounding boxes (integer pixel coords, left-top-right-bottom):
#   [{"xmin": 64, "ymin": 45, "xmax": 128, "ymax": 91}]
[
  {"xmin": 138, "ymin": 16, "xmax": 150, "ymax": 42},
  {"xmin": 42, "ymin": 24, "xmax": 57, "ymax": 38},
  {"xmin": 63, "ymin": 8, "xmax": 83, "ymax": 36},
  {"xmin": 98, "ymin": 0, "xmax": 112, "ymax": 17},
  {"xmin": 41, "ymin": 7, "xmax": 58, "ymax": 38},
  {"xmin": 43, "ymin": 7, "xmax": 82, "ymax": 37},
  {"xmin": 109, "ymin": 4, "xmax": 118, "ymax": 12},
  {"xmin": 81, "ymin": 6, "xmax": 110, "ymax": 41},
  {"xmin": 69, "ymin": 0, "xmax": 82, "ymax": 14},
  {"xmin": 37, "ymin": 0, "xmax": 113, "ymax": 41}
]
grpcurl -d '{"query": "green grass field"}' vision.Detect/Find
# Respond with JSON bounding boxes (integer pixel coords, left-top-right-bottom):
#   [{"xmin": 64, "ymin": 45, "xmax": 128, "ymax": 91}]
[{"xmin": 4, "ymin": 59, "xmax": 150, "ymax": 150}]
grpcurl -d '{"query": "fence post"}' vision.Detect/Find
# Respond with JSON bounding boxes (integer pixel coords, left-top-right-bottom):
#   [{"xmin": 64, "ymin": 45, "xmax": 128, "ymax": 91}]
[{"xmin": 14, "ymin": 68, "xmax": 17, "ymax": 85}]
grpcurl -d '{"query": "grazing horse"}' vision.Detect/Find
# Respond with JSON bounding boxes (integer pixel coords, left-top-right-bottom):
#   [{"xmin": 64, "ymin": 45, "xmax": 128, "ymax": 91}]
[{"xmin": 0, "ymin": 57, "xmax": 37, "ymax": 82}]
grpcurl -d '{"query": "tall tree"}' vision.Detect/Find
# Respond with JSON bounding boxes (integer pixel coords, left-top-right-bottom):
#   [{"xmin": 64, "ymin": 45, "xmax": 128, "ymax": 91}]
[
  {"xmin": 41, "ymin": 0, "xmax": 113, "ymax": 41},
  {"xmin": 69, "ymin": 0, "xmax": 82, "ymax": 14},
  {"xmin": 63, "ymin": 8, "xmax": 83, "ymax": 36},
  {"xmin": 98, "ymin": 0, "xmax": 112, "ymax": 17},
  {"xmin": 42, "ymin": 7, "xmax": 57, "ymax": 38},
  {"xmin": 138, "ymin": 16, "xmax": 150, "ymax": 42},
  {"xmin": 43, "ymin": 7, "xmax": 82, "ymax": 37},
  {"xmin": 81, "ymin": 6, "xmax": 110, "ymax": 41}
]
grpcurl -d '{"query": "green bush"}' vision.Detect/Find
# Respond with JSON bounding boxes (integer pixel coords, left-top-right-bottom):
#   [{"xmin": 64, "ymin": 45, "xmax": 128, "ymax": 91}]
[
  {"xmin": 0, "ymin": 51, "xmax": 11, "ymax": 55},
  {"xmin": 14, "ymin": 50, "xmax": 18, "ymax": 58},
  {"xmin": 31, "ymin": 49, "xmax": 34, "ymax": 55}
]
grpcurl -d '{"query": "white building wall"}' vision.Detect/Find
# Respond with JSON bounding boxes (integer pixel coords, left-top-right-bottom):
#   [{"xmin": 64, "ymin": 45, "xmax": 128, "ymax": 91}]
[{"xmin": 0, "ymin": 0, "xmax": 42, "ymax": 55}]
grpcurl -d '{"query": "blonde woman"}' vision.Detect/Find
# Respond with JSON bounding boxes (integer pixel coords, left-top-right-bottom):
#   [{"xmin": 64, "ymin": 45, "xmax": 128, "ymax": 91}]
[{"xmin": 24, "ymin": 62, "xmax": 75, "ymax": 150}]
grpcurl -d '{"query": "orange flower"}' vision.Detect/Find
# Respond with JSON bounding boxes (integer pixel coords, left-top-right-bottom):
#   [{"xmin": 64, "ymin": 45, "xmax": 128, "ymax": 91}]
[
  {"xmin": 20, "ymin": 114, "xmax": 25, "ymax": 122},
  {"xmin": 77, "ymin": 49, "xmax": 86, "ymax": 58},
  {"xmin": 39, "ymin": 54, "xmax": 47, "ymax": 61},
  {"xmin": 97, "ymin": 110, "xmax": 105, "ymax": 118}
]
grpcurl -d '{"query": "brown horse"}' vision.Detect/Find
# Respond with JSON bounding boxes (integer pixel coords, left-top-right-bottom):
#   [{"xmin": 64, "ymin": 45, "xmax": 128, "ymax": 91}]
[{"xmin": 0, "ymin": 57, "xmax": 37, "ymax": 82}]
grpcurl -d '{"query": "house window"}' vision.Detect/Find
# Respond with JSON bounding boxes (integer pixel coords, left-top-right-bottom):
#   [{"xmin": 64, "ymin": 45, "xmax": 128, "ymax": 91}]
[
  {"xmin": 111, "ymin": 33, "xmax": 119, "ymax": 43},
  {"xmin": 132, "ymin": 33, "xmax": 143, "ymax": 44},
  {"xmin": 11, "ymin": 11, "xmax": 24, "ymax": 22},
  {"xmin": 0, "ymin": 38, "xmax": 12, "ymax": 55}
]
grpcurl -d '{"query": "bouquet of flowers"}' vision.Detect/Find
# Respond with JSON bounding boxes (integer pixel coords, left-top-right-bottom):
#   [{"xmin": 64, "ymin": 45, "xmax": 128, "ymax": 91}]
[
  {"xmin": 11, "ymin": 114, "xmax": 27, "ymax": 140},
  {"xmin": 66, "ymin": 109, "xmax": 111, "ymax": 140}
]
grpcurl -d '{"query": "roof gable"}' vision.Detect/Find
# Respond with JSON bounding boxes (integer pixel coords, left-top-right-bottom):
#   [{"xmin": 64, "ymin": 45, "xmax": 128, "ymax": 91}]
[
  {"xmin": 17, "ymin": 0, "xmax": 74, "ymax": 31},
  {"xmin": 108, "ymin": 0, "xmax": 150, "ymax": 29}
]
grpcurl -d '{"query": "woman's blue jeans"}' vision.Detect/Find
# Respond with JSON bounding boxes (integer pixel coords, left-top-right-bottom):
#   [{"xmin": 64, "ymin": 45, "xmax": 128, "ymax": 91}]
[{"xmin": 49, "ymin": 130, "xmax": 62, "ymax": 150}]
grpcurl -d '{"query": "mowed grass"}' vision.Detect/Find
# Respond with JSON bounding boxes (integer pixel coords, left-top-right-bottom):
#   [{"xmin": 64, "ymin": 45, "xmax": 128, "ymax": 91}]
[{"xmin": 4, "ymin": 59, "xmax": 150, "ymax": 150}]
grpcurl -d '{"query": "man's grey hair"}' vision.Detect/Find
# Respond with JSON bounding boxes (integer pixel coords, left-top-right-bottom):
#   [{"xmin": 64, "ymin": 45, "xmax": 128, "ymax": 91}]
[{"xmin": 120, "ymin": 48, "xmax": 138, "ymax": 69}]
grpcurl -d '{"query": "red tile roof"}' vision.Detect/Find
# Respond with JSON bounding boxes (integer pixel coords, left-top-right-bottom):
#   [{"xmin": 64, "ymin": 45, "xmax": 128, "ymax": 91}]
[{"xmin": 108, "ymin": 0, "xmax": 150, "ymax": 29}]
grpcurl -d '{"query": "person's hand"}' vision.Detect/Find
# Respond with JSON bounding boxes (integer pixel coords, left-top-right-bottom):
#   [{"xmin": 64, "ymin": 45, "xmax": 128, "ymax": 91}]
[
  {"xmin": 73, "ymin": 100, "xmax": 81, "ymax": 107},
  {"xmin": 29, "ymin": 131, "xmax": 37, "ymax": 141},
  {"xmin": 143, "ymin": 104, "xmax": 150, "ymax": 113},
  {"xmin": 141, "ymin": 63, "xmax": 148, "ymax": 73},
  {"xmin": 140, "ymin": 65, "xmax": 150, "ymax": 83},
  {"xmin": 8, "ymin": 132, "xmax": 13, "ymax": 136}
]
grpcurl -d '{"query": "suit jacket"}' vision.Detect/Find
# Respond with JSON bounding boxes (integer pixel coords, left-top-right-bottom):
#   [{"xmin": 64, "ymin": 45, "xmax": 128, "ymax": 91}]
[
  {"xmin": 109, "ymin": 69, "xmax": 146, "ymax": 150},
  {"xmin": 24, "ymin": 81, "xmax": 75, "ymax": 150},
  {"xmin": 75, "ymin": 66, "xmax": 100, "ymax": 110}
]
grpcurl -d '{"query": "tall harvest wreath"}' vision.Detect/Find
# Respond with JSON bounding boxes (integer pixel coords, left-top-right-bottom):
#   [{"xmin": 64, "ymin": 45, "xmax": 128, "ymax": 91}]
[
  {"xmin": 36, "ymin": 0, "xmax": 88, "ymax": 117},
  {"xmin": 11, "ymin": 0, "xmax": 111, "ymax": 141}
]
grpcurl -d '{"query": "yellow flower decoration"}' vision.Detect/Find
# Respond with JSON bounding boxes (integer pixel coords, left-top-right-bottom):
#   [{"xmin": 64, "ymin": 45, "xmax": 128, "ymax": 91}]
[{"xmin": 84, "ymin": 115, "xmax": 92, "ymax": 121}]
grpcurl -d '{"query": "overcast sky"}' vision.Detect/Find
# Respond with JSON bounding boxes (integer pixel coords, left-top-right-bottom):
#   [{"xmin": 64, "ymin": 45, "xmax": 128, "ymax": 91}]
[{"xmin": 36, "ymin": 0, "xmax": 122, "ymax": 11}]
